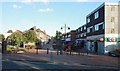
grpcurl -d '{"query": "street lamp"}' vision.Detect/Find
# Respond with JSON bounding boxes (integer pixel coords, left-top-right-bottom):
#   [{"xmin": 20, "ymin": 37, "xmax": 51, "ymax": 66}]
[
  {"xmin": 61, "ymin": 24, "xmax": 70, "ymax": 47},
  {"xmin": 61, "ymin": 24, "xmax": 70, "ymax": 34}
]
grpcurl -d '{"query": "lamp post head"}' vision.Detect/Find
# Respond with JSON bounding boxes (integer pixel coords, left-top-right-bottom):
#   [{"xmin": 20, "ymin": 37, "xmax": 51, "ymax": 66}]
[
  {"xmin": 68, "ymin": 27, "xmax": 70, "ymax": 30},
  {"xmin": 61, "ymin": 27, "xmax": 63, "ymax": 30}
]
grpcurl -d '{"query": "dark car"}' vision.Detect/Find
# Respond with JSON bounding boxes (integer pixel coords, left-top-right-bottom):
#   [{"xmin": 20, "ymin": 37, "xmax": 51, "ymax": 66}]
[{"xmin": 108, "ymin": 48, "xmax": 120, "ymax": 57}]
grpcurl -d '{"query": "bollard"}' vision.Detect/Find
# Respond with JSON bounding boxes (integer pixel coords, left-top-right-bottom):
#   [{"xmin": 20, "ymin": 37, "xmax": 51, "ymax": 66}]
[
  {"xmin": 60, "ymin": 49, "xmax": 63, "ymax": 55},
  {"xmin": 70, "ymin": 49, "xmax": 71, "ymax": 55},
  {"xmin": 36, "ymin": 49, "xmax": 39, "ymax": 54},
  {"xmin": 49, "ymin": 47, "xmax": 54, "ymax": 63},
  {"xmin": 57, "ymin": 49, "xmax": 59, "ymax": 55},
  {"xmin": 47, "ymin": 48, "xmax": 49, "ymax": 54}
]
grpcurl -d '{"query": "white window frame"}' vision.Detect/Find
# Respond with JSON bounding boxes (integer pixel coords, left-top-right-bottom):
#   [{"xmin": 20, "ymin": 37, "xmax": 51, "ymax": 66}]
[
  {"xmin": 95, "ymin": 25, "xmax": 99, "ymax": 31},
  {"xmin": 94, "ymin": 11, "xmax": 99, "ymax": 19},
  {"xmin": 84, "ymin": 33, "xmax": 86, "ymax": 36},
  {"xmin": 87, "ymin": 17, "xmax": 90, "ymax": 23},
  {"xmin": 87, "ymin": 28, "xmax": 90, "ymax": 33},
  {"xmin": 84, "ymin": 26, "xmax": 86, "ymax": 30},
  {"xmin": 81, "ymin": 28, "xmax": 82, "ymax": 31}
]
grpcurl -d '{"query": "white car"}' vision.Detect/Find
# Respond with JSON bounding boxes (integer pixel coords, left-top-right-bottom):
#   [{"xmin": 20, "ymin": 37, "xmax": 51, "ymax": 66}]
[{"xmin": 17, "ymin": 51, "xmax": 24, "ymax": 54}]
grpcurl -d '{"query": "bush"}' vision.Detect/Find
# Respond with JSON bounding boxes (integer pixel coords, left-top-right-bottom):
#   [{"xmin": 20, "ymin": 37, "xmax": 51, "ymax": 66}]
[
  {"xmin": 18, "ymin": 48, "xmax": 27, "ymax": 52},
  {"xmin": 7, "ymin": 45, "xmax": 16, "ymax": 53},
  {"xmin": 7, "ymin": 45, "xmax": 27, "ymax": 53}
]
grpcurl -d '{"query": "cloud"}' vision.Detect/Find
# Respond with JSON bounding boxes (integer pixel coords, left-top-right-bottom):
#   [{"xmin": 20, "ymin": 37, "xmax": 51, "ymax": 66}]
[
  {"xmin": 41, "ymin": 0, "xmax": 49, "ymax": 4},
  {"xmin": 38, "ymin": 8, "xmax": 54, "ymax": 12},
  {"xmin": 76, "ymin": 0, "xmax": 88, "ymax": 2},
  {"xmin": 21, "ymin": 0, "xmax": 49, "ymax": 4},
  {"xmin": 21, "ymin": 0, "xmax": 33, "ymax": 3},
  {"xmin": 12, "ymin": 4, "xmax": 22, "ymax": 9}
]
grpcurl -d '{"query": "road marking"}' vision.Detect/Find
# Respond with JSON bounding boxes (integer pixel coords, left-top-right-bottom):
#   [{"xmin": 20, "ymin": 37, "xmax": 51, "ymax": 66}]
[{"xmin": 12, "ymin": 61, "xmax": 40, "ymax": 70}]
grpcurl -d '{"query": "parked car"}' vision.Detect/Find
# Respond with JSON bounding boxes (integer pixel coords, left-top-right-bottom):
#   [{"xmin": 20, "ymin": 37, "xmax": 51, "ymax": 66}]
[
  {"xmin": 108, "ymin": 48, "xmax": 120, "ymax": 57},
  {"xmin": 17, "ymin": 50, "xmax": 25, "ymax": 54}
]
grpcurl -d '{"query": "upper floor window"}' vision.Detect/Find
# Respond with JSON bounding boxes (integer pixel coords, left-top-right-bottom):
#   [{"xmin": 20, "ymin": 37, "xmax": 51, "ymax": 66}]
[
  {"xmin": 95, "ymin": 24, "xmax": 99, "ymax": 31},
  {"xmin": 84, "ymin": 26, "xmax": 86, "ymax": 30},
  {"xmin": 81, "ymin": 27, "xmax": 82, "ymax": 31},
  {"xmin": 94, "ymin": 11, "xmax": 99, "ymax": 19},
  {"xmin": 87, "ymin": 28, "xmax": 90, "ymax": 33},
  {"xmin": 81, "ymin": 34, "xmax": 82, "ymax": 37},
  {"xmin": 94, "ymin": 22, "xmax": 104, "ymax": 31},
  {"xmin": 111, "ymin": 17, "xmax": 115, "ymax": 22},
  {"xmin": 84, "ymin": 33, "xmax": 86, "ymax": 36},
  {"xmin": 92, "ymin": 26, "xmax": 95, "ymax": 32},
  {"xmin": 102, "ymin": 22, "xmax": 104, "ymax": 29},
  {"xmin": 87, "ymin": 17, "xmax": 90, "ymax": 23},
  {"xmin": 111, "ymin": 6, "xmax": 115, "ymax": 11}
]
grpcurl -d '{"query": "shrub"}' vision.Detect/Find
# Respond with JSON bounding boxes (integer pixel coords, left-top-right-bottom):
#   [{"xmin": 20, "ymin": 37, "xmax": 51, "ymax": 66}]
[
  {"xmin": 18, "ymin": 48, "xmax": 27, "ymax": 52},
  {"xmin": 7, "ymin": 45, "xmax": 27, "ymax": 53}
]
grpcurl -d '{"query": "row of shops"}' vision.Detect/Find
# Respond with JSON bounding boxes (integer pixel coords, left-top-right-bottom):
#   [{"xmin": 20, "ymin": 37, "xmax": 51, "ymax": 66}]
[{"xmin": 61, "ymin": 2, "xmax": 120, "ymax": 55}]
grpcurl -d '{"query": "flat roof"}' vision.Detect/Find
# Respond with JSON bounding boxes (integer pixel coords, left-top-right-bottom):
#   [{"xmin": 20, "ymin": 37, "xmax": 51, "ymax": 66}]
[{"xmin": 86, "ymin": 2, "xmax": 119, "ymax": 17}]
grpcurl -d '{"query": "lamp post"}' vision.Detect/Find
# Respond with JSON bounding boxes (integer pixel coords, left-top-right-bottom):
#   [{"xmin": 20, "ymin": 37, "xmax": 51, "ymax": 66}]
[{"xmin": 61, "ymin": 24, "xmax": 70, "ymax": 49}]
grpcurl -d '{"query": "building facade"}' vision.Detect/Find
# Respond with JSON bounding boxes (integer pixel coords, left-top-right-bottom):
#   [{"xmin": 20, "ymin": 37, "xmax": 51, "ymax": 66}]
[
  {"xmin": 86, "ymin": 2, "xmax": 120, "ymax": 54},
  {"xmin": 30, "ymin": 26, "xmax": 50, "ymax": 45},
  {"xmin": 61, "ymin": 30, "xmax": 76, "ymax": 48},
  {"xmin": 76, "ymin": 24, "xmax": 86, "ymax": 49}
]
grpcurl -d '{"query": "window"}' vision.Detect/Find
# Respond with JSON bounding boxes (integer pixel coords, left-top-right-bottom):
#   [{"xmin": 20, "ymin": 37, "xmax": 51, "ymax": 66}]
[
  {"xmin": 111, "ymin": 17, "xmax": 115, "ymax": 22},
  {"xmin": 92, "ymin": 26, "xmax": 95, "ymax": 32},
  {"xmin": 103, "ymin": 23, "xmax": 104, "ymax": 29},
  {"xmin": 94, "ymin": 11, "xmax": 99, "ymax": 19},
  {"xmin": 87, "ymin": 17, "xmax": 90, "ymax": 23},
  {"xmin": 111, "ymin": 6, "xmax": 115, "ymax": 11},
  {"xmin": 84, "ymin": 26, "xmax": 86, "ymax": 30},
  {"xmin": 84, "ymin": 33, "xmax": 86, "ymax": 36},
  {"xmin": 79, "ymin": 34, "xmax": 81, "ymax": 38},
  {"xmin": 99, "ymin": 24, "xmax": 103, "ymax": 30},
  {"xmin": 81, "ymin": 34, "xmax": 82, "ymax": 37},
  {"xmin": 87, "ymin": 28, "xmax": 90, "ymax": 33},
  {"xmin": 95, "ymin": 25, "xmax": 99, "ymax": 31},
  {"xmin": 81, "ymin": 28, "xmax": 82, "ymax": 31}
]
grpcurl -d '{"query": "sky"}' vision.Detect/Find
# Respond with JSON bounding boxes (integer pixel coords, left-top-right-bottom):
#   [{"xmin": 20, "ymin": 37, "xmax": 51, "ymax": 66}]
[{"xmin": 0, "ymin": 0, "xmax": 120, "ymax": 36}]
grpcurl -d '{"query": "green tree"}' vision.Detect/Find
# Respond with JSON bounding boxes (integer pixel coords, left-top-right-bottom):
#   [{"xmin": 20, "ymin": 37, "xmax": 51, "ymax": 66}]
[
  {"xmin": 9, "ymin": 32, "xmax": 25, "ymax": 46},
  {"xmin": 7, "ymin": 30, "xmax": 13, "ymax": 33},
  {"xmin": 0, "ymin": 34, "xmax": 5, "ymax": 41},
  {"xmin": 24, "ymin": 30, "xmax": 38, "ymax": 43},
  {"xmin": 55, "ymin": 31, "xmax": 62, "ymax": 40}
]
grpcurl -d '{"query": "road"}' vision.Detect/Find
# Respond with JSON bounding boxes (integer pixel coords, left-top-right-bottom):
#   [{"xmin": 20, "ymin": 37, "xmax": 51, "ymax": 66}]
[
  {"xmin": 2, "ymin": 49, "xmax": 120, "ymax": 71},
  {"xmin": 1, "ymin": 41, "xmax": 120, "ymax": 71}
]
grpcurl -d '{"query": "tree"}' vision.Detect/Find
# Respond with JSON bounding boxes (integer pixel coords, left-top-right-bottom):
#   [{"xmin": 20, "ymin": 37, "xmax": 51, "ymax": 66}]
[
  {"xmin": 55, "ymin": 31, "xmax": 62, "ymax": 40},
  {"xmin": 9, "ymin": 32, "xmax": 25, "ymax": 46},
  {"xmin": 24, "ymin": 30, "xmax": 38, "ymax": 43},
  {"xmin": 0, "ymin": 34, "xmax": 5, "ymax": 39},
  {"xmin": 7, "ymin": 30, "xmax": 13, "ymax": 33},
  {"xmin": 0, "ymin": 34, "xmax": 5, "ymax": 41}
]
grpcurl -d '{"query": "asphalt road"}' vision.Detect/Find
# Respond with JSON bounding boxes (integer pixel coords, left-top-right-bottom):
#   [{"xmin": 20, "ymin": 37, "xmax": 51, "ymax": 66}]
[{"xmin": 2, "ymin": 50, "xmax": 120, "ymax": 71}]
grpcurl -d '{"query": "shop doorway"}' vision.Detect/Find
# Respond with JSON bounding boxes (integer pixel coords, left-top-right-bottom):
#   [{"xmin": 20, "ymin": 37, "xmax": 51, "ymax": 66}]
[{"xmin": 94, "ymin": 41, "xmax": 98, "ymax": 53}]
